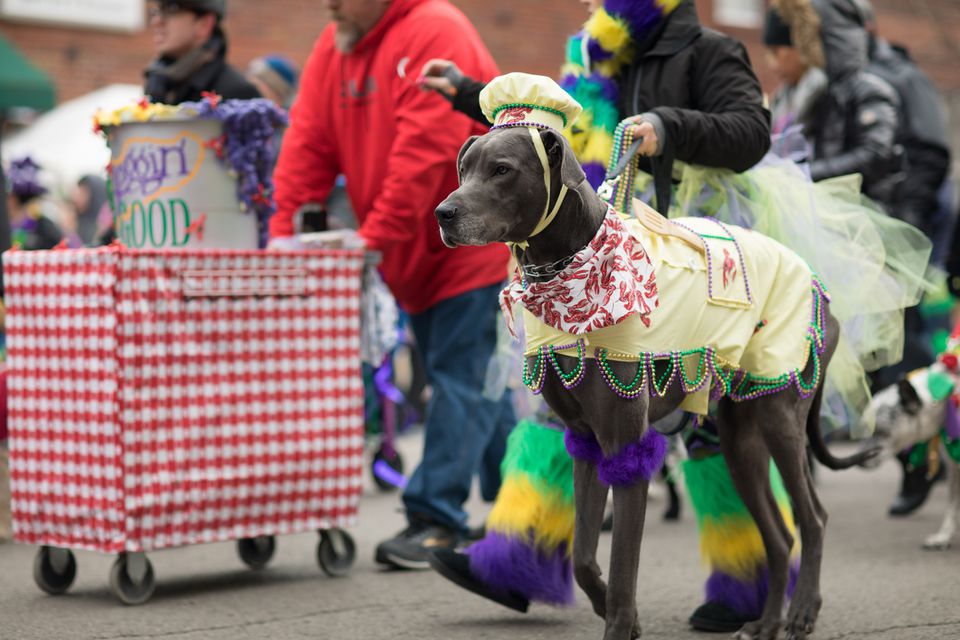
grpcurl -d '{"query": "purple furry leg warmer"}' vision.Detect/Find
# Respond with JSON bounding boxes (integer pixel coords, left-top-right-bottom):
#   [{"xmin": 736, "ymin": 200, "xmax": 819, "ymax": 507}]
[
  {"xmin": 564, "ymin": 429, "xmax": 669, "ymax": 486},
  {"xmin": 466, "ymin": 532, "xmax": 574, "ymax": 605}
]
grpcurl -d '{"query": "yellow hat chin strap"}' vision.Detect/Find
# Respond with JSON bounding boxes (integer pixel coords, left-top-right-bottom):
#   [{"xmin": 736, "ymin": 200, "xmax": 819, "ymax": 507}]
[{"xmin": 508, "ymin": 127, "xmax": 568, "ymax": 252}]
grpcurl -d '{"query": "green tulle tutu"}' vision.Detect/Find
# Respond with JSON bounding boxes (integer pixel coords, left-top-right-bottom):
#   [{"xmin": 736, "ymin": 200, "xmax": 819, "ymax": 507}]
[{"xmin": 623, "ymin": 152, "xmax": 932, "ymax": 436}]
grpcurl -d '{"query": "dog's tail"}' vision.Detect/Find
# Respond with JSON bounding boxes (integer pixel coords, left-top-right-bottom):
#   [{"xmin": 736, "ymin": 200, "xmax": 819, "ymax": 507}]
[{"xmin": 806, "ymin": 385, "xmax": 882, "ymax": 470}]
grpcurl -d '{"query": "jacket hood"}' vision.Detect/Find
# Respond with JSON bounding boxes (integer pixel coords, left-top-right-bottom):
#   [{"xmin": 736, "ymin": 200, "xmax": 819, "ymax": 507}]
[{"xmin": 774, "ymin": 0, "xmax": 868, "ymax": 79}]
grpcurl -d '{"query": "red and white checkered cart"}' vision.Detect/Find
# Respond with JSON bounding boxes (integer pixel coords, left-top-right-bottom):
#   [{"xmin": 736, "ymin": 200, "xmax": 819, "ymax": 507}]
[{"xmin": 3, "ymin": 246, "xmax": 367, "ymax": 605}]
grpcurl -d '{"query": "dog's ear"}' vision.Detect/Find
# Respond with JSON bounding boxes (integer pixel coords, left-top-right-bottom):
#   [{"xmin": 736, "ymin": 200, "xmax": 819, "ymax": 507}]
[
  {"xmin": 456, "ymin": 135, "xmax": 480, "ymax": 184},
  {"xmin": 898, "ymin": 377, "xmax": 922, "ymax": 415},
  {"xmin": 539, "ymin": 129, "xmax": 585, "ymax": 190}
]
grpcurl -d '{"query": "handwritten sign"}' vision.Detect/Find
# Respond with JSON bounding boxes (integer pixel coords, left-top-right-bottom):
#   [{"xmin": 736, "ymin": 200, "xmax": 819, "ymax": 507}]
[
  {"xmin": 107, "ymin": 119, "xmax": 259, "ymax": 250},
  {"xmin": 111, "ymin": 133, "xmax": 204, "ymax": 248}
]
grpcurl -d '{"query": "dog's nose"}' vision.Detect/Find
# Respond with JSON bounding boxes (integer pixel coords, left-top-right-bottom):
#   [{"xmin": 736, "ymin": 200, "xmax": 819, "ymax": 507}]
[{"xmin": 436, "ymin": 203, "xmax": 458, "ymax": 223}]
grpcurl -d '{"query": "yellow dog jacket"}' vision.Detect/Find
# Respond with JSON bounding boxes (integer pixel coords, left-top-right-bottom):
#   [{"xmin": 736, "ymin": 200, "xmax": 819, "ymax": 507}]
[{"xmin": 510, "ymin": 210, "xmax": 828, "ymax": 414}]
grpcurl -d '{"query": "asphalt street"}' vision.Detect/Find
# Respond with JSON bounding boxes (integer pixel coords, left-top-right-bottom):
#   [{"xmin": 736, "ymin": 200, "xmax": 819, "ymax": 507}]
[{"xmin": 1, "ymin": 430, "xmax": 958, "ymax": 640}]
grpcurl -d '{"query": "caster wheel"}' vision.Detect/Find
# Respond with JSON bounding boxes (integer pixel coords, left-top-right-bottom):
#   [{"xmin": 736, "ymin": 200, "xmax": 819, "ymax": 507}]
[
  {"xmin": 109, "ymin": 553, "xmax": 156, "ymax": 605},
  {"xmin": 371, "ymin": 445, "xmax": 404, "ymax": 491},
  {"xmin": 237, "ymin": 536, "xmax": 276, "ymax": 570},
  {"xmin": 33, "ymin": 546, "xmax": 77, "ymax": 595},
  {"xmin": 317, "ymin": 529, "xmax": 356, "ymax": 577}
]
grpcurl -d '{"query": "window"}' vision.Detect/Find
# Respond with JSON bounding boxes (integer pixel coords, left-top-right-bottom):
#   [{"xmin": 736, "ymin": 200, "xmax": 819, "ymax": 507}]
[{"xmin": 713, "ymin": 0, "xmax": 764, "ymax": 28}]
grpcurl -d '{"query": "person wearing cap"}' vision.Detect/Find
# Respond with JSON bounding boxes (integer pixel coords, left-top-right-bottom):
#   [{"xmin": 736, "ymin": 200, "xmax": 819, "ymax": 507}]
[
  {"xmin": 269, "ymin": 0, "xmax": 514, "ymax": 570},
  {"xmin": 5, "ymin": 157, "xmax": 62, "ymax": 252},
  {"xmin": 246, "ymin": 55, "xmax": 299, "ymax": 109},
  {"xmin": 144, "ymin": 0, "xmax": 260, "ymax": 104}
]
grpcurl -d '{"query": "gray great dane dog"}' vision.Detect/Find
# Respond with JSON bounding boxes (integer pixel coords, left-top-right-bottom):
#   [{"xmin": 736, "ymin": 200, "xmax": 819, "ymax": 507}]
[{"xmin": 435, "ymin": 126, "xmax": 877, "ymax": 640}]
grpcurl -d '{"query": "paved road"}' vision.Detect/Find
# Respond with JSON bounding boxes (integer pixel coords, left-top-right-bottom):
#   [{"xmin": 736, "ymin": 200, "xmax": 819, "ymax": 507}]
[{"xmin": 1, "ymin": 431, "xmax": 958, "ymax": 640}]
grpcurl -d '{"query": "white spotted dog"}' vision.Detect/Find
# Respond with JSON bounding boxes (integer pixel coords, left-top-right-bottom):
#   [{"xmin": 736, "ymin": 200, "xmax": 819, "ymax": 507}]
[{"xmin": 869, "ymin": 366, "xmax": 960, "ymax": 550}]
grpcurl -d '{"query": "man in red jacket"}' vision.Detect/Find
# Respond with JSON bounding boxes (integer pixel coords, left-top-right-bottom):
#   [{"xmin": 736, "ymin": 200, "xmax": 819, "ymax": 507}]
[{"xmin": 270, "ymin": 0, "xmax": 514, "ymax": 569}]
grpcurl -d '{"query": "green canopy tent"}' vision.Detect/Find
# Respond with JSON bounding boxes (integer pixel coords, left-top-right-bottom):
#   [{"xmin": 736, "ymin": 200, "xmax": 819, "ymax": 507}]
[
  {"xmin": 0, "ymin": 34, "xmax": 55, "ymax": 111},
  {"xmin": 0, "ymin": 34, "xmax": 53, "ymax": 290}
]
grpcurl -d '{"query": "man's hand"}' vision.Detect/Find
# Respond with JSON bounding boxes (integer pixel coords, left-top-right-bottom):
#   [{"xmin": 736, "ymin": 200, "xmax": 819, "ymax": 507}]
[
  {"xmin": 418, "ymin": 59, "xmax": 462, "ymax": 98},
  {"xmin": 625, "ymin": 116, "xmax": 660, "ymax": 157}
]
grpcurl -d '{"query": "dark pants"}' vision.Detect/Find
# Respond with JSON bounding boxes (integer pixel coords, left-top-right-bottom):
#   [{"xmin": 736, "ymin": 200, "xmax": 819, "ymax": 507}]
[{"xmin": 402, "ymin": 284, "xmax": 515, "ymax": 531}]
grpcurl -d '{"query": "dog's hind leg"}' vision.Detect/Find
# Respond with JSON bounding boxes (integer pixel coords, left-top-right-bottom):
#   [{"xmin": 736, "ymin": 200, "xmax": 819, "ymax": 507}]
[
  {"xmin": 756, "ymin": 401, "xmax": 825, "ymax": 640},
  {"xmin": 715, "ymin": 402, "xmax": 794, "ymax": 640},
  {"xmin": 572, "ymin": 457, "xmax": 610, "ymax": 620}
]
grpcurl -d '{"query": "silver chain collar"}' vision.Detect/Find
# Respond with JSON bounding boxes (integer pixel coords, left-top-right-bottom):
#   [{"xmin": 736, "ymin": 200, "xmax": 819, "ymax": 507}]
[{"xmin": 520, "ymin": 254, "xmax": 577, "ymax": 279}]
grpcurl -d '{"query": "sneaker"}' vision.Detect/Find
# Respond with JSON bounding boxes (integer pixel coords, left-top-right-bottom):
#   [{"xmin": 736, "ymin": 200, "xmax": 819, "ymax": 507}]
[
  {"xmin": 688, "ymin": 601, "xmax": 755, "ymax": 633},
  {"xmin": 428, "ymin": 548, "xmax": 529, "ymax": 613},
  {"xmin": 375, "ymin": 519, "xmax": 460, "ymax": 570}
]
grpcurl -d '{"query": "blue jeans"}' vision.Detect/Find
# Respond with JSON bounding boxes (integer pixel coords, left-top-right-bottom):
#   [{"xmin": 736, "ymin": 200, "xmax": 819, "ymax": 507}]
[{"xmin": 402, "ymin": 283, "xmax": 516, "ymax": 532}]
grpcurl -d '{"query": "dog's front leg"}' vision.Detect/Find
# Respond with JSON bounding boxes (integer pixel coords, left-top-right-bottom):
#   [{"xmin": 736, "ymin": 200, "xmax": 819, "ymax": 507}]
[
  {"xmin": 924, "ymin": 461, "xmax": 960, "ymax": 550},
  {"xmin": 573, "ymin": 457, "xmax": 609, "ymax": 619},
  {"xmin": 604, "ymin": 478, "xmax": 649, "ymax": 640}
]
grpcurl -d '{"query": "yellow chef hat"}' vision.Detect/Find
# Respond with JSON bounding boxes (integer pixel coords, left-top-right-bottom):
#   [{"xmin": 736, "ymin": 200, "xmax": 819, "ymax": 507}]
[{"xmin": 479, "ymin": 72, "xmax": 583, "ymax": 131}]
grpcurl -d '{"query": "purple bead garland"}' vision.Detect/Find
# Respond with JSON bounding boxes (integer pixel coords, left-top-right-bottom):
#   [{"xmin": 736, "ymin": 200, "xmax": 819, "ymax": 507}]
[{"xmin": 179, "ymin": 96, "xmax": 288, "ymax": 248}]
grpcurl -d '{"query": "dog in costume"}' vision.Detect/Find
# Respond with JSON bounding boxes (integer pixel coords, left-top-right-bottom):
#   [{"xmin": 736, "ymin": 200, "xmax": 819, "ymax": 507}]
[
  {"xmin": 433, "ymin": 72, "xmax": 880, "ymax": 640},
  {"xmin": 427, "ymin": 1, "xmax": 929, "ymax": 633}
]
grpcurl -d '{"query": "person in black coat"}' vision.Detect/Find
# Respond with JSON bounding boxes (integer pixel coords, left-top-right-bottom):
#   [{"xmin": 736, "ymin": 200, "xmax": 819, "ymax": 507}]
[
  {"xmin": 776, "ymin": 0, "xmax": 900, "ymax": 205},
  {"xmin": 424, "ymin": 0, "xmax": 770, "ymax": 215},
  {"xmin": 854, "ymin": 0, "xmax": 954, "ymax": 517},
  {"xmin": 143, "ymin": 0, "xmax": 260, "ymax": 105},
  {"xmin": 854, "ymin": 0, "xmax": 952, "ymax": 262}
]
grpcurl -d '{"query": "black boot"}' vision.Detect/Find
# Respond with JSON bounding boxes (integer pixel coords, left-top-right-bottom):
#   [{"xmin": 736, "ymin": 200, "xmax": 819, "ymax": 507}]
[
  {"xmin": 689, "ymin": 601, "xmax": 755, "ymax": 633},
  {"xmin": 888, "ymin": 450, "xmax": 944, "ymax": 517},
  {"xmin": 428, "ymin": 548, "xmax": 530, "ymax": 612},
  {"xmin": 662, "ymin": 465, "xmax": 681, "ymax": 521}
]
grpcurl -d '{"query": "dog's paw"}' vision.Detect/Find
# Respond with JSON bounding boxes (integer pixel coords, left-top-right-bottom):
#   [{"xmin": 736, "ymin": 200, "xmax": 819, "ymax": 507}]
[
  {"xmin": 785, "ymin": 592, "xmax": 821, "ymax": 640},
  {"xmin": 734, "ymin": 620, "xmax": 780, "ymax": 640},
  {"xmin": 923, "ymin": 534, "xmax": 953, "ymax": 551}
]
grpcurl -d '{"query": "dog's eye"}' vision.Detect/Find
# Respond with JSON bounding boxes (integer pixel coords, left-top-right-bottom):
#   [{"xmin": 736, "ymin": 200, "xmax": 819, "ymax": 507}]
[{"xmin": 495, "ymin": 165, "xmax": 510, "ymax": 176}]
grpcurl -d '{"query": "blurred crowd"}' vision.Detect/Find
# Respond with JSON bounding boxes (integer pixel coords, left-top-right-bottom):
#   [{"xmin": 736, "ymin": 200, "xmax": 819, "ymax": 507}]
[{"xmin": 0, "ymin": 2, "xmax": 958, "ymax": 632}]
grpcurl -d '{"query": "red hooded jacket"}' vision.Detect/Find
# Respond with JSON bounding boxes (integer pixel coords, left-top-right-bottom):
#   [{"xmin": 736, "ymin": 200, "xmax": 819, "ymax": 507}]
[{"xmin": 270, "ymin": 0, "xmax": 509, "ymax": 314}]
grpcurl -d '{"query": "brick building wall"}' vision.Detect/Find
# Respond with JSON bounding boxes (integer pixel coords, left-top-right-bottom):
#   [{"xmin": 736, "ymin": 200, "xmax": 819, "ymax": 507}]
[
  {"xmin": 2, "ymin": 0, "xmax": 959, "ymax": 160},
  {"xmin": 2, "ymin": 1, "xmax": 959, "ymax": 101}
]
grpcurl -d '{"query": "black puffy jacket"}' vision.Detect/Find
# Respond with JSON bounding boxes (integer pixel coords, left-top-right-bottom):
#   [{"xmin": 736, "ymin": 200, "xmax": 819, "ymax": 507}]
[
  {"xmin": 866, "ymin": 38, "xmax": 951, "ymax": 234},
  {"xmin": 449, "ymin": 1, "xmax": 770, "ymax": 214},
  {"xmin": 803, "ymin": 0, "xmax": 900, "ymax": 204}
]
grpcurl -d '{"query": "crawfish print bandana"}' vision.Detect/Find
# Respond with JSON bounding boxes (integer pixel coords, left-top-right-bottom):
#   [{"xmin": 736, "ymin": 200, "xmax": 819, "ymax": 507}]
[{"xmin": 500, "ymin": 209, "xmax": 660, "ymax": 336}]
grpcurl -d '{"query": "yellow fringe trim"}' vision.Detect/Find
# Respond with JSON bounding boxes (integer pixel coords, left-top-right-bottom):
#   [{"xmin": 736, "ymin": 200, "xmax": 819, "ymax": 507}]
[
  {"xmin": 486, "ymin": 475, "xmax": 575, "ymax": 552},
  {"xmin": 699, "ymin": 507, "xmax": 800, "ymax": 579}
]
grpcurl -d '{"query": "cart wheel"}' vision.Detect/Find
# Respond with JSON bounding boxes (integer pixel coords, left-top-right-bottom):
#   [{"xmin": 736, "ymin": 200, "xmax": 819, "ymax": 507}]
[
  {"xmin": 33, "ymin": 546, "xmax": 77, "ymax": 595},
  {"xmin": 109, "ymin": 553, "xmax": 156, "ymax": 606},
  {"xmin": 317, "ymin": 529, "xmax": 356, "ymax": 577},
  {"xmin": 237, "ymin": 536, "xmax": 276, "ymax": 570},
  {"xmin": 371, "ymin": 445, "xmax": 404, "ymax": 491}
]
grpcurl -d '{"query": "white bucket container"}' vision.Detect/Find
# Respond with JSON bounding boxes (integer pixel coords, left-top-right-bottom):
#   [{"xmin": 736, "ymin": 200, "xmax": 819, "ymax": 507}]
[{"xmin": 107, "ymin": 118, "xmax": 259, "ymax": 250}]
